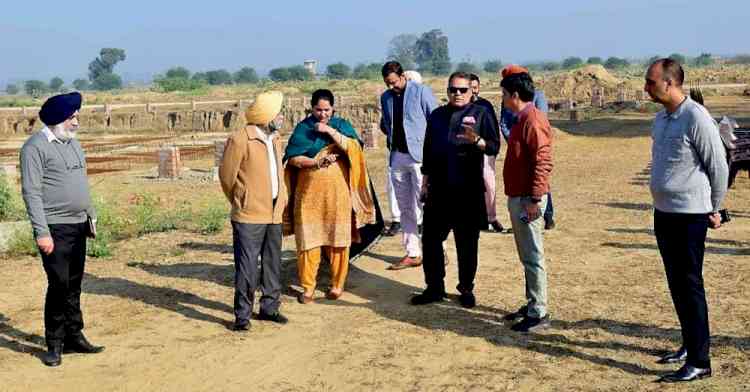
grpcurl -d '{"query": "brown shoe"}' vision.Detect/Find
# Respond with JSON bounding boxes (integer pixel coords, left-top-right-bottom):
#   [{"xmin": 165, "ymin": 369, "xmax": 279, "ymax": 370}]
[
  {"xmin": 387, "ymin": 255, "xmax": 422, "ymax": 270},
  {"xmin": 297, "ymin": 292, "xmax": 314, "ymax": 304},
  {"xmin": 325, "ymin": 289, "xmax": 343, "ymax": 300}
]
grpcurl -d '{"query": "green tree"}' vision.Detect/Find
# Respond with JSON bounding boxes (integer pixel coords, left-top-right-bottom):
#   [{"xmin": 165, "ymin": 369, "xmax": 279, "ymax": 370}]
[
  {"xmin": 586, "ymin": 57, "xmax": 603, "ymax": 65},
  {"xmin": 604, "ymin": 56, "xmax": 629, "ymax": 69},
  {"xmin": 268, "ymin": 67, "xmax": 292, "ymax": 81},
  {"xmin": 482, "ymin": 59, "xmax": 503, "ymax": 73},
  {"xmin": 387, "ymin": 33, "xmax": 418, "ymax": 70},
  {"xmin": 415, "ymin": 29, "xmax": 451, "ymax": 75},
  {"xmin": 92, "ymin": 73, "xmax": 123, "ymax": 90},
  {"xmin": 646, "ymin": 55, "xmax": 662, "ymax": 65},
  {"xmin": 88, "ymin": 48, "xmax": 126, "ymax": 81},
  {"xmin": 326, "ymin": 62, "xmax": 351, "ymax": 79},
  {"xmin": 192, "ymin": 72, "xmax": 208, "ymax": 82},
  {"xmin": 72, "ymin": 79, "xmax": 90, "ymax": 91},
  {"xmin": 165, "ymin": 66, "xmax": 191, "ymax": 79},
  {"xmin": 541, "ymin": 61, "xmax": 561, "ymax": 71},
  {"xmin": 154, "ymin": 77, "xmax": 205, "ymax": 92},
  {"xmin": 204, "ymin": 69, "xmax": 233, "ymax": 85},
  {"xmin": 6, "ymin": 84, "xmax": 19, "ymax": 95},
  {"xmin": 24, "ymin": 80, "xmax": 48, "ymax": 97},
  {"xmin": 693, "ymin": 53, "xmax": 714, "ymax": 67},
  {"xmin": 454, "ymin": 61, "xmax": 481, "ymax": 75},
  {"xmin": 234, "ymin": 67, "xmax": 259, "ymax": 84},
  {"xmin": 49, "ymin": 77, "xmax": 65, "ymax": 92},
  {"xmin": 287, "ymin": 65, "xmax": 314, "ymax": 81},
  {"xmin": 352, "ymin": 63, "xmax": 382, "ymax": 79},
  {"xmin": 668, "ymin": 53, "xmax": 686, "ymax": 65},
  {"xmin": 562, "ymin": 57, "xmax": 584, "ymax": 69}
]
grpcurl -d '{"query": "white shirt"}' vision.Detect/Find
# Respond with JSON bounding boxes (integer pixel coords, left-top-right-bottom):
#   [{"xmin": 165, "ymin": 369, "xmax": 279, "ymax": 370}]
[
  {"xmin": 42, "ymin": 127, "xmax": 63, "ymax": 143},
  {"xmin": 255, "ymin": 127, "xmax": 279, "ymax": 199}
]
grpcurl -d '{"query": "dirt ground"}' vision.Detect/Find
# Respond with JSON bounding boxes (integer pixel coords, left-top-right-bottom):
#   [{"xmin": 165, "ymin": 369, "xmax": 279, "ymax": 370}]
[{"xmin": 1, "ymin": 97, "xmax": 749, "ymax": 391}]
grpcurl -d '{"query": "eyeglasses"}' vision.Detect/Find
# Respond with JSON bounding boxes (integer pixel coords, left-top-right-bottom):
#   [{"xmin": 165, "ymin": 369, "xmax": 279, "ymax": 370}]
[{"xmin": 448, "ymin": 87, "xmax": 470, "ymax": 95}]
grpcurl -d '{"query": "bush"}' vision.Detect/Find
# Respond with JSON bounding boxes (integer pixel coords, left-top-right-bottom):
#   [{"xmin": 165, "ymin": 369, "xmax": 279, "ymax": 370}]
[
  {"xmin": 352, "ymin": 63, "xmax": 382, "ymax": 80},
  {"xmin": 196, "ymin": 204, "xmax": 227, "ymax": 234},
  {"xmin": 234, "ymin": 67, "xmax": 259, "ymax": 84},
  {"xmin": 153, "ymin": 77, "xmax": 206, "ymax": 92},
  {"xmin": 92, "ymin": 72, "xmax": 123, "ymax": 90},
  {"xmin": 0, "ymin": 174, "xmax": 25, "ymax": 222},
  {"xmin": 165, "ymin": 66, "xmax": 191, "ymax": 79},
  {"xmin": 562, "ymin": 57, "xmax": 584, "ymax": 69},
  {"xmin": 72, "ymin": 79, "xmax": 90, "ymax": 91},
  {"xmin": 86, "ymin": 196, "xmax": 126, "ymax": 258},
  {"xmin": 587, "ymin": 57, "xmax": 603, "ymax": 65},
  {"xmin": 5, "ymin": 227, "xmax": 38, "ymax": 257},
  {"xmin": 604, "ymin": 57, "xmax": 630, "ymax": 69},
  {"xmin": 132, "ymin": 193, "xmax": 186, "ymax": 235}
]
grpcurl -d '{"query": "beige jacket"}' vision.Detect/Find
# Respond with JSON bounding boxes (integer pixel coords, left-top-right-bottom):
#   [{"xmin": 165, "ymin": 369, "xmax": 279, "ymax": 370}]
[{"xmin": 219, "ymin": 125, "xmax": 287, "ymax": 224}]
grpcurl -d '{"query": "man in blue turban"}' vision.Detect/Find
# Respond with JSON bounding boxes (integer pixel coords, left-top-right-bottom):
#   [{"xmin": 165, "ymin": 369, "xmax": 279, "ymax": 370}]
[{"xmin": 20, "ymin": 92, "xmax": 104, "ymax": 367}]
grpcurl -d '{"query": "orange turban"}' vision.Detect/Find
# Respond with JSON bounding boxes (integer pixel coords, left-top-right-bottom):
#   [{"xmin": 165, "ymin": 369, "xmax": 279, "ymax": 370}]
[{"xmin": 501, "ymin": 65, "xmax": 529, "ymax": 78}]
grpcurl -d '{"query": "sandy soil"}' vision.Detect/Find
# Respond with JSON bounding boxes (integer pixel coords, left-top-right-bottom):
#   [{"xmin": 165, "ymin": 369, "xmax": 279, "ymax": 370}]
[{"xmin": 1, "ymin": 98, "xmax": 749, "ymax": 391}]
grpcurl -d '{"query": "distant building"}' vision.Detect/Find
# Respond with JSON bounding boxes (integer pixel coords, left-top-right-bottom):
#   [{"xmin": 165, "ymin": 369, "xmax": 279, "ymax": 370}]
[{"xmin": 303, "ymin": 60, "xmax": 318, "ymax": 76}]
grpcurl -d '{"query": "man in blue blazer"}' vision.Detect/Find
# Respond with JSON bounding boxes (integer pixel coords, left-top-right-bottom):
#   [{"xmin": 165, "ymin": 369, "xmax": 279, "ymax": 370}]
[{"xmin": 380, "ymin": 61, "xmax": 438, "ymax": 270}]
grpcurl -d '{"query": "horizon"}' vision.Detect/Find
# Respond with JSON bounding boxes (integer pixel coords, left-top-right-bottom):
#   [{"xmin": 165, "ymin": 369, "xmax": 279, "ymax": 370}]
[{"xmin": 1, "ymin": 0, "xmax": 748, "ymax": 86}]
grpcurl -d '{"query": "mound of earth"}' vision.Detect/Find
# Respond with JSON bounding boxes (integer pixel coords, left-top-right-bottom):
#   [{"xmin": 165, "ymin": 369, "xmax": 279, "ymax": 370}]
[{"xmin": 538, "ymin": 65, "xmax": 627, "ymax": 102}]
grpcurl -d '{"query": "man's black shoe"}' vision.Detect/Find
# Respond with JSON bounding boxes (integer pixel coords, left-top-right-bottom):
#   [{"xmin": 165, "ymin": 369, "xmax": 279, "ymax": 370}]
[
  {"xmin": 257, "ymin": 311, "xmax": 289, "ymax": 325},
  {"xmin": 418, "ymin": 224, "xmax": 423, "ymax": 235},
  {"xmin": 458, "ymin": 292, "xmax": 476, "ymax": 308},
  {"xmin": 489, "ymin": 221, "xmax": 504, "ymax": 233},
  {"xmin": 63, "ymin": 334, "xmax": 104, "ymax": 354},
  {"xmin": 383, "ymin": 222, "xmax": 401, "ymax": 236},
  {"xmin": 658, "ymin": 364, "xmax": 712, "ymax": 383},
  {"xmin": 511, "ymin": 314, "xmax": 551, "ymax": 333},
  {"xmin": 42, "ymin": 344, "xmax": 62, "ymax": 367},
  {"xmin": 544, "ymin": 219, "xmax": 556, "ymax": 230},
  {"xmin": 233, "ymin": 321, "xmax": 251, "ymax": 332},
  {"xmin": 657, "ymin": 346, "xmax": 687, "ymax": 364},
  {"xmin": 503, "ymin": 305, "xmax": 528, "ymax": 322},
  {"xmin": 410, "ymin": 290, "xmax": 446, "ymax": 305}
]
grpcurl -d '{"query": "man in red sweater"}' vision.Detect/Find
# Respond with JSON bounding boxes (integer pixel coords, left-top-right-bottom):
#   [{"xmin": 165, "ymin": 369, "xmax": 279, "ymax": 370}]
[{"xmin": 500, "ymin": 72, "xmax": 553, "ymax": 333}]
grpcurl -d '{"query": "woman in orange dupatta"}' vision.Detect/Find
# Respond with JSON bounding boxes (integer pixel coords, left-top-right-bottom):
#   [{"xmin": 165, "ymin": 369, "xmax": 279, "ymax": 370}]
[{"xmin": 283, "ymin": 89, "xmax": 377, "ymax": 304}]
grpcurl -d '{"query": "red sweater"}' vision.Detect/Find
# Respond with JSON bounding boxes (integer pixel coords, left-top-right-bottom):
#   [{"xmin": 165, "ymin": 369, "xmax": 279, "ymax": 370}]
[{"xmin": 503, "ymin": 104, "xmax": 553, "ymax": 198}]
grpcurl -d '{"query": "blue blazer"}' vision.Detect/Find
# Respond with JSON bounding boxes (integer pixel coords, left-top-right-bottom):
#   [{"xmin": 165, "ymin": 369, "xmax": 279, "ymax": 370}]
[{"xmin": 380, "ymin": 80, "xmax": 438, "ymax": 163}]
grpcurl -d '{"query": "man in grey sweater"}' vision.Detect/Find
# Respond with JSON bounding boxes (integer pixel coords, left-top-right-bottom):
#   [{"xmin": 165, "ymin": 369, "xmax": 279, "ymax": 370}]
[
  {"xmin": 20, "ymin": 92, "xmax": 104, "ymax": 367},
  {"xmin": 645, "ymin": 59, "xmax": 728, "ymax": 383}
]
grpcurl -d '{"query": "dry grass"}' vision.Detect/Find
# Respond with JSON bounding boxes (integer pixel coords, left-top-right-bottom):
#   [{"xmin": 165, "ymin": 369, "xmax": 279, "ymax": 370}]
[{"xmin": 0, "ymin": 96, "xmax": 748, "ymax": 391}]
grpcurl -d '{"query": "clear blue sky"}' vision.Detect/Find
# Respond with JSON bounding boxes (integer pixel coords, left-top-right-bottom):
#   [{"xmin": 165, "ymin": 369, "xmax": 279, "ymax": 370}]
[{"xmin": 1, "ymin": 0, "xmax": 748, "ymax": 85}]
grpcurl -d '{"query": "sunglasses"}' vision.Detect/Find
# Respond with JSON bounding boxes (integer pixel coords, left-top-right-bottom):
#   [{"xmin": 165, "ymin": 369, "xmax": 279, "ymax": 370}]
[{"xmin": 448, "ymin": 87, "xmax": 470, "ymax": 95}]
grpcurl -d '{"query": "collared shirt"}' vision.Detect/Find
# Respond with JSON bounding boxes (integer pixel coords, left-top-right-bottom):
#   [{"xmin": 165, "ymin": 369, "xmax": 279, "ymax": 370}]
[
  {"xmin": 650, "ymin": 96, "xmax": 728, "ymax": 213},
  {"xmin": 42, "ymin": 126, "xmax": 63, "ymax": 143},
  {"xmin": 255, "ymin": 127, "xmax": 279, "ymax": 199}
]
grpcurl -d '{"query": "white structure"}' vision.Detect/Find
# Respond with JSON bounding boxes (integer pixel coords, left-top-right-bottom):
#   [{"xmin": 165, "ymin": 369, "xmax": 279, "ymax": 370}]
[{"xmin": 303, "ymin": 60, "xmax": 318, "ymax": 76}]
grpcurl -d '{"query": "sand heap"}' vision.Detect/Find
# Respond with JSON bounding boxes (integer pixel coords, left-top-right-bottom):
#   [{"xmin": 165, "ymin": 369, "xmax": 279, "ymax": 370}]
[{"xmin": 537, "ymin": 65, "xmax": 626, "ymax": 101}]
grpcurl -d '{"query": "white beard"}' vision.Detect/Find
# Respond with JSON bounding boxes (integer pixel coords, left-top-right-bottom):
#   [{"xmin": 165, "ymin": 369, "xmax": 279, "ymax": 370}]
[{"xmin": 51, "ymin": 124, "xmax": 76, "ymax": 141}]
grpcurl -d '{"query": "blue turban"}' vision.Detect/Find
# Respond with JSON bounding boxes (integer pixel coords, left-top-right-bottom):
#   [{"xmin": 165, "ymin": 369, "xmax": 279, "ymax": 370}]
[{"xmin": 39, "ymin": 92, "xmax": 82, "ymax": 126}]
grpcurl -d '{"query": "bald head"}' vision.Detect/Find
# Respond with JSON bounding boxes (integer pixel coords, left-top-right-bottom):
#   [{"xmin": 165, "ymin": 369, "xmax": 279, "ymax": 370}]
[{"xmin": 649, "ymin": 58, "xmax": 684, "ymax": 87}]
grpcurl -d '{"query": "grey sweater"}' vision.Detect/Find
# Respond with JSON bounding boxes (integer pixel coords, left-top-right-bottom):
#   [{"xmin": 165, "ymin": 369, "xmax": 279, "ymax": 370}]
[
  {"xmin": 20, "ymin": 128, "xmax": 95, "ymax": 239},
  {"xmin": 650, "ymin": 97, "xmax": 728, "ymax": 214}
]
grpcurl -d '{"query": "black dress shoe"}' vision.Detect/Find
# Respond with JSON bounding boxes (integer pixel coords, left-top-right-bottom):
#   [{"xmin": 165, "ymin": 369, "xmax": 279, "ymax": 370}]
[
  {"xmin": 383, "ymin": 222, "xmax": 401, "ymax": 236},
  {"xmin": 658, "ymin": 364, "xmax": 712, "ymax": 383},
  {"xmin": 458, "ymin": 292, "xmax": 476, "ymax": 308},
  {"xmin": 489, "ymin": 221, "xmax": 504, "ymax": 233},
  {"xmin": 544, "ymin": 219, "xmax": 556, "ymax": 230},
  {"xmin": 233, "ymin": 321, "xmax": 251, "ymax": 332},
  {"xmin": 42, "ymin": 344, "xmax": 62, "ymax": 367},
  {"xmin": 656, "ymin": 346, "xmax": 687, "ymax": 364},
  {"xmin": 511, "ymin": 314, "xmax": 551, "ymax": 333},
  {"xmin": 503, "ymin": 305, "xmax": 528, "ymax": 322},
  {"xmin": 63, "ymin": 334, "xmax": 105, "ymax": 354},
  {"xmin": 410, "ymin": 290, "xmax": 446, "ymax": 305},
  {"xmin": 257, "ymin": 311, "xmax": 289, "ymax": 325}
]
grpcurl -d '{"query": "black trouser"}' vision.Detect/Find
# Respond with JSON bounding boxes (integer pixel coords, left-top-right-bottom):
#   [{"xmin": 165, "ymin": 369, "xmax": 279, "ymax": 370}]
[
  {"xmin": 40, "ymin": 222, "xmax": 88, "ymax": 347},
  {"xmin": 654, "ymin": 209, "xmax": 711, "ymax": 369},
  {"xmin": 421, "ymin": 207, "xmax": 480, "ymax": 294},
  {"xmin": 231, "ymin": 222, "xmax": 282, "ymax": 324}
]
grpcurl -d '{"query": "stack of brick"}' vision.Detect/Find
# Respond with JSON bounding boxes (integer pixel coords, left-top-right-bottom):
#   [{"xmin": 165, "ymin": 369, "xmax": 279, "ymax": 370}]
[
  {"xmin": 362, "ymin": 123, "xmax": 379, "ymax": 150},
  {"xmin": 212, "ymin": 140, "xmax": 227, "ymax": 181},
  {"xmin": 591, "ymin": 87, "xmax": 604, "ymax": 108},
  {"xmin": 158, "ymin": 147, "xmax": 181, "ymax": 179}
]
